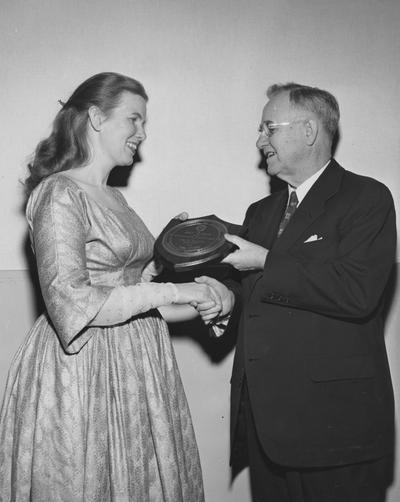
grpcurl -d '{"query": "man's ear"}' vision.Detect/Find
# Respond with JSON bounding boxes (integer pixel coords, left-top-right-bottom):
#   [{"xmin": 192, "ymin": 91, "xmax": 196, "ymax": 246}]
[
  {"xmin": 88, "ymin": 105, "xmax": 105, "ymax": 132},
  {"xmin": 304, "ymin": 118, "xmax": 318, "ymax": 146}
]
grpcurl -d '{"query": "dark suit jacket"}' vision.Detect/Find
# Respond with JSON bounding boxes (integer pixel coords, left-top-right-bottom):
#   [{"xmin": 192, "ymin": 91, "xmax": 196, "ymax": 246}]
[{"xmin": 230, "ymin": 159, "xmax": 396, "ymax": 468}]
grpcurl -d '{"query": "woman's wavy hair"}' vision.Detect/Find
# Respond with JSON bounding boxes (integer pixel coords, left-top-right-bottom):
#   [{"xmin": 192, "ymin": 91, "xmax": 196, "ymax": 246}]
[{"xmin": 25, "ymin": 72, "xmax": 148, "ymax": 195}]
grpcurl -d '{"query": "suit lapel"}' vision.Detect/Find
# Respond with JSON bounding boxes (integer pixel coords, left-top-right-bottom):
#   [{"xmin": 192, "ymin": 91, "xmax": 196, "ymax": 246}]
[
  {"xmin": 244, "ymin": 160, "xmax": 344, "ymax": 296},
  {"xmin": 273, "ymin": 160, "xmax": 344, "ymax": 250},
  {"xmin": 244, "ymin": 190, "xmax": 287, "ymax": 295}
]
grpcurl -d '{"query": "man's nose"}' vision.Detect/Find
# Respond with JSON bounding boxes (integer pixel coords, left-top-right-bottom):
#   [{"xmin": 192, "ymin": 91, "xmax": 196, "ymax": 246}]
[{"xmin": 256, "ymin": 131, "xmax": 269, "ymax": 149}]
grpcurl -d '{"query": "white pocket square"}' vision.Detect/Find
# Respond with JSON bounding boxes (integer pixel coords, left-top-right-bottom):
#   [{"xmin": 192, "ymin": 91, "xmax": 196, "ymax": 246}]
[{"xmin": 304, "ymin": 234, "xmax": 323, "ymax": 243}]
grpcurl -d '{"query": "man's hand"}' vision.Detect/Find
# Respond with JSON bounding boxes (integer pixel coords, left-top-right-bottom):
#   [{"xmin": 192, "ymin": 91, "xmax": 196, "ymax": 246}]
[
  {"xmin": 222, "ymin": 234, "xmax": 268, "ymax": 271},
  {"xmin": 194, "ymin": 276, "xmax": 234, "ymax": 324},
  {"xmin": 173, "ymin": 211, "xmax": 189, "ymax": 221}
]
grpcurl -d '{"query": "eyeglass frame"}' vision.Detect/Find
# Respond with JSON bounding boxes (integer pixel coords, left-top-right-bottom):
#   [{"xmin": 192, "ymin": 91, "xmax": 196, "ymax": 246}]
[{"xmin": 258, "ymin": 119, "xmax": 308, "ymax": 137}]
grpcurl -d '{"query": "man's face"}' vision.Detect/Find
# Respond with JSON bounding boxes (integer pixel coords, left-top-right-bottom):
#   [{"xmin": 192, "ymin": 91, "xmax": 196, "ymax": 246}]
[{"xmin": 256, "ymin": 92, "xmax": 308, "ymax": 186}]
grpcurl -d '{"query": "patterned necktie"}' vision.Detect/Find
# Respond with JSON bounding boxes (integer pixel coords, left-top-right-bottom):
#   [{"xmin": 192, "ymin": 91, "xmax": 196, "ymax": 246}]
[{"xmin": 277, "ymin": 190, "xmax": 298, "ymax": 238}]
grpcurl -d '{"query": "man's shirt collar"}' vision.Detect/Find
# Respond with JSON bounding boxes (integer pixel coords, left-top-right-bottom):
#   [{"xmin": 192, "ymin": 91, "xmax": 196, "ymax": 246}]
[{"xmin": 288, "ymin": 159, "xmax": 331, "ymax": 206}]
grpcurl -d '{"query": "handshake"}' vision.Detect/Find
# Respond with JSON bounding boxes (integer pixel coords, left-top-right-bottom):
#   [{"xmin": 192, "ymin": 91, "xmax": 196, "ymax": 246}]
[
  {"xmin": 141, "ymin": 258, "xmax": 235, "ymax": 325},
  {"xmin": 177, "ymin": 276, "xmax": 235, "ymax": 325}
]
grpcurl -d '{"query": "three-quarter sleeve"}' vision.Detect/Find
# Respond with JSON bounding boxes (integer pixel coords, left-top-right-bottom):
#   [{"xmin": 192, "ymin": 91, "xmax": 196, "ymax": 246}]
[{"xmin": 26, "ymin": 177, "xmax": 113, "ymax": 353}]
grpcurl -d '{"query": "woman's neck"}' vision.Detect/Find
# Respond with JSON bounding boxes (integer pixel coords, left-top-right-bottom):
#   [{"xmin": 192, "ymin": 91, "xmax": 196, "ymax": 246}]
[{"xmin": 63, "ymin": 165, "xmax": 110, "ymax": 188}]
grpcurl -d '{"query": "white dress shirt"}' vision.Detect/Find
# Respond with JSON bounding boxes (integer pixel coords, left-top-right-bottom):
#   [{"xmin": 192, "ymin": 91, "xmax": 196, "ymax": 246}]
[{"xmin": 288, "ymin": 159, "xmax": 331, "ymax": 206}]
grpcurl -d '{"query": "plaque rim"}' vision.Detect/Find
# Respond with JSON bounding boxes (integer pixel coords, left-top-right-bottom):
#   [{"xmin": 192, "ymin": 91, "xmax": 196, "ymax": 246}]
[
  {"xmin": 154, "ymin": 215, "xmax": 238, "ymax": 272},
  {"xmin": 173, "ymin": 250, "xmax": 225, "ymax": 269}
]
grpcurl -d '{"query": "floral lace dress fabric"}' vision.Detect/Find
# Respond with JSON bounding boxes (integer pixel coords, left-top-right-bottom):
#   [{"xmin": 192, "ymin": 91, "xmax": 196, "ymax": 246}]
[{"xmin": 0, "ymin": 174, "xmax": 204, "ymax": 502}]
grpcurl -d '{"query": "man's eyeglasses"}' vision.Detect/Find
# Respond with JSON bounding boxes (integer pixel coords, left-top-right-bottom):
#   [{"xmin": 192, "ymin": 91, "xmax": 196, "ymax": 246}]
[{"xmin": 258, "ymin": 119, "xmax": 306, "ymax": 137}]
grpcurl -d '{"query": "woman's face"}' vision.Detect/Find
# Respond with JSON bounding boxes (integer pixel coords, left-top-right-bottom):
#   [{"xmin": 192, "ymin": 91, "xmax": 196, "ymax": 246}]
[{"xmin": 98, "ymin": 91, "xmax": 147, "ymax": 167}]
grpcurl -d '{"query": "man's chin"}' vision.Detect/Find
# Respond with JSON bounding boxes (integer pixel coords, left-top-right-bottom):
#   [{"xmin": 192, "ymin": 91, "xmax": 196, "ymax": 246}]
[{"xmin": 266, "ymin": 162, "xmax": 278, "ymax": 176}]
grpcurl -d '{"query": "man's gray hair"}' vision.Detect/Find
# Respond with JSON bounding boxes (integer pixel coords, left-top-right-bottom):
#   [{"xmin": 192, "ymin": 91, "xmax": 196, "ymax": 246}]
[{"xmin": 267, "ymin": 83, "xmax": 340, "ymax": 140}]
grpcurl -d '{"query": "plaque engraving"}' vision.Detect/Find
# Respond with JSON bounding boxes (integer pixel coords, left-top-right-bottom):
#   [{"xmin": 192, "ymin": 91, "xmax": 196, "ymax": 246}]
[{"xmin": 154, "ymin": 215, "xmax": 239, "ymax": 272}]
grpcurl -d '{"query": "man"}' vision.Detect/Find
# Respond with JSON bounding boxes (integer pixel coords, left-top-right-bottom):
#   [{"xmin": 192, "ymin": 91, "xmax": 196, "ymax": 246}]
[{"xmin": 197, "ymin": 83, "xmax": 396, "ymax": 502}]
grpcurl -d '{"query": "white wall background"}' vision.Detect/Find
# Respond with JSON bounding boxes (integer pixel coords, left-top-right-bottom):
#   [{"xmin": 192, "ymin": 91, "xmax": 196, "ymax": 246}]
[{"xmin": 1, "ymin": 0, "xmax": 399, "ymax": 500}]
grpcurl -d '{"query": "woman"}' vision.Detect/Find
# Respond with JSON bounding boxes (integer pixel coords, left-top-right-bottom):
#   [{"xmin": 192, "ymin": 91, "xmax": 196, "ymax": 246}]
[{"xmin": 0, "ymin": 72, "xmax": 219, "ymax": 501}]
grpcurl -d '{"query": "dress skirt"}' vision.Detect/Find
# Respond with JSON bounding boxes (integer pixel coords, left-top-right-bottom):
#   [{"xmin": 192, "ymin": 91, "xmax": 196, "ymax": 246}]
[{"xmin": 0, "ymin": 312, "xmax": 204, "ymax": 502}]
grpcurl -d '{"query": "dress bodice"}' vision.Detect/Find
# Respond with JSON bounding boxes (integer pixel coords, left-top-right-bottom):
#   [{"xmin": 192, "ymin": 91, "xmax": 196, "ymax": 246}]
[
  {"xmin": 25, "ymin": 173, "xmax": 156, "ymax": 351},
  {"xmin": 27, "ymin": 174, "xmax": 154, "ymax": 288}
]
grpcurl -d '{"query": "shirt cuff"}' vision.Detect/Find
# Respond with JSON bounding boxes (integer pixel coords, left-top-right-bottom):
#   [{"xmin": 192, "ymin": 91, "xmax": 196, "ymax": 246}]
[{"xmin": 210, "ymin": 314, "xmax": 231, "ymax": 338}]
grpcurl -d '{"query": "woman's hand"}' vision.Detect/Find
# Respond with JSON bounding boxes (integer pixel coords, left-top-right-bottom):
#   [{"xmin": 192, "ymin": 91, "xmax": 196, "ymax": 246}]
[{"xmin": 141, "ymin": 259, "xmax": 163, "ymax": 282}]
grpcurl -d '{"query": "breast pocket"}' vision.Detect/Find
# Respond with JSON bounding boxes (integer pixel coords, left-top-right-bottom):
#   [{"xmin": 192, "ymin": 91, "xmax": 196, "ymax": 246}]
[{"xmin": 293, "ymin": 237, "xmax": 336, "ymax": 262}]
